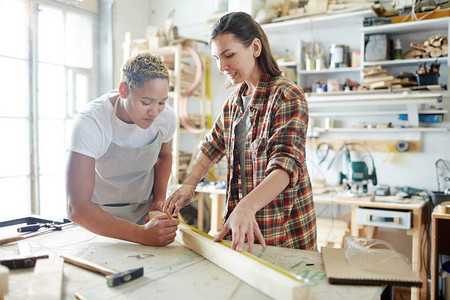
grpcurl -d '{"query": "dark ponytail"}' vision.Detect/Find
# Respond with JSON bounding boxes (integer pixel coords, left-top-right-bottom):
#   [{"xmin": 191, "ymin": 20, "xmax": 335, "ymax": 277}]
[{"xmin": 209, "ymin": 12, "xmax": 281, "ymax": 77}]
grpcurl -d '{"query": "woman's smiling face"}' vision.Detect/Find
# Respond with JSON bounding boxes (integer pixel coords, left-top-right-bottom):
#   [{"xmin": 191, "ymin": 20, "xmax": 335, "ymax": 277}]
[{"xmin": 211, "ymin": 33, "xmax": 260, "ymax": 86}]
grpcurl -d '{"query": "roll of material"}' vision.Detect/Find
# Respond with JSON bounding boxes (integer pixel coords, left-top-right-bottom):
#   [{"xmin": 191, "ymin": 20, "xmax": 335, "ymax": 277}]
[
  {"xmin": 0, "ymin": 264, "xmax": 9, "ymax": 296},
  {"xmin": 396, "ymin": 141, "xmax": 410, "ymax": 152},
  {"xmin": 437, "ymin": 201, "xmax": 450, "ymax": 214}
]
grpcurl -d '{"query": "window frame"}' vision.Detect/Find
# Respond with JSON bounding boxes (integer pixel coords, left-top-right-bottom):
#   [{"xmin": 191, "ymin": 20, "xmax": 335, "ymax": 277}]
[{"xmin": 0, "ymin": 0, "xmax": 97, "ymax": 219}]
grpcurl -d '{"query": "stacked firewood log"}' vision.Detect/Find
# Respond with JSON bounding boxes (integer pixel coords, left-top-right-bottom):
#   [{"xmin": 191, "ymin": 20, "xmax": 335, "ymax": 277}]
[{"xmin": 405, "ymin": 34, "xmax": 448, "ymax": 59}]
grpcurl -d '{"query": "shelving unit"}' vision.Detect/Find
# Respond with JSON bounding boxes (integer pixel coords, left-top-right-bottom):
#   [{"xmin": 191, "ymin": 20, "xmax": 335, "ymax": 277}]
[
  {"xmin": 262, "ymin": 10, "xmax": 374, "ymax": 33},
  {"xmin": 156, "ymin": 44, "xmax": 209, "ymax": 186},
  {"xmin": 361, "ymin": 17, "xmax": 450, "ymax": 85},
  {"xmin": 307, "ymin": 90, "xmax": 447, "ymax": 135},
  {"xmin": 262, "ymin": 10, "xmax": 373, "ymax": 89},
  {"xmin": 363, "ymin": 56, "xmax": 447, "ymax": 67},
  {"xmin": 277, "ymin": 60, "xmax": 297, "ymax": 67},
  {"xmin": 298, "ymin": 67, "xmax": 361, "ymax": 75},
  {"xmin": 262, "ymin": 11, "xmax": 449, "ymax": 138}
]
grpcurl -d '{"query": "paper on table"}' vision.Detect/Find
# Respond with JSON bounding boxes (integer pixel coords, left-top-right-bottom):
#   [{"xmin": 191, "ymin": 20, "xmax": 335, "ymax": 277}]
[{"xmin": 321, "ymin": 247, "xmax": 422, "ymax": 287}]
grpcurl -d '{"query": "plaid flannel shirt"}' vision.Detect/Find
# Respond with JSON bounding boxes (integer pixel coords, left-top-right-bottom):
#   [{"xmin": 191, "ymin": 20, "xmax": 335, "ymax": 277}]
[{"xmin": 200, "ymin": 73, "xmax": 316, "ymax": 250}]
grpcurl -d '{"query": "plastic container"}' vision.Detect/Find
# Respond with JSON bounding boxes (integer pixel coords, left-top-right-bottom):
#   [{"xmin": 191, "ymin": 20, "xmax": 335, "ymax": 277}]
[
  {"xmin": 432, "ymin": 191, "xmax": 450, "ymax": 206},
  {"xmin": 312, "ymin": 83, "xmax": 327, "ymax": 93},
  {"xmin": 416, "ymin": 72, "xmax": 439, "ymax": 86},
  {"xmin": 393, "ymin": 38, "xmax": 402, "ymax": 59}
]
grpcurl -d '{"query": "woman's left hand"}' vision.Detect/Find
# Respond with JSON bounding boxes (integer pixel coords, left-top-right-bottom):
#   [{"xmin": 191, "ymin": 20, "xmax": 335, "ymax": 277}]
[{"xmin": 214, "ymin": 204, "xmax": 266, "ymax": 253}]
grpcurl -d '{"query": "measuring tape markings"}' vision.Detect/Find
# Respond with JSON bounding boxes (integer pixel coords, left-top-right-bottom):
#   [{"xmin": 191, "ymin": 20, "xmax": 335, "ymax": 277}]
[{"xmin": 176, "ymin": 218, "xmax": 304, "ymax": 283}]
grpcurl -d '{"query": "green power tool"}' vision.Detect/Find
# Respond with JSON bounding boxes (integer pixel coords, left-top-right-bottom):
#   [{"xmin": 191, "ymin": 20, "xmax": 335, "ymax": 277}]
[{"xmin": 339, "ymin": 144, "xmax": 377, "ymax": 195}]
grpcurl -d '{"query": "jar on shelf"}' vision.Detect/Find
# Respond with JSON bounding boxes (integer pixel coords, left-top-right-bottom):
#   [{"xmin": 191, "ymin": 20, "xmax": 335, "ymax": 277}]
[
  {"xmin": 393, "ymin": 38, "xmax": 402, "ymax": 60},
  {"xmin": 329, "ymin": 44, "xmax": 350, "ymax": 68},
  {"xmin": 305, "ymin": 55, "xmax": 315, "ymax": 71},
  {"xmin": 315, "ymin": 55, "xmax": 325, "ymax": 70}
]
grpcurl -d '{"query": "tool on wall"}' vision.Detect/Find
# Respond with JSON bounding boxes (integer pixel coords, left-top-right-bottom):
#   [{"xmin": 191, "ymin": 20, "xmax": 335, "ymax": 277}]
[
  {"xmin": 315, "ymin": 142, "xmax": 330, "ymax": 165},
  {"xmin": 60, "ymin": 254, "xmax": 143, "ymax": 287},
  {"xmin": 329, "ymin": 143, "xmax": 377, "ymax": 196}
]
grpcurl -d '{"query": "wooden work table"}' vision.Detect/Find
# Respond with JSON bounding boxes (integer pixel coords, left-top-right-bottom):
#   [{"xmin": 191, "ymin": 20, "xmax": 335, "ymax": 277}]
[
  {"xmin": 0, "ymin": 223, "xmax": 384, "ymax": 300},
  {"xmin": 430, "ymin": 206, "xmax": 450, "ymax": 300},
  {"xmin": 314, "ymin": 192, "xmax": 429, "ymax": 300},
  {"xmin": 194, "ymin": 185, "xmax": 226, "ymax": 235}
]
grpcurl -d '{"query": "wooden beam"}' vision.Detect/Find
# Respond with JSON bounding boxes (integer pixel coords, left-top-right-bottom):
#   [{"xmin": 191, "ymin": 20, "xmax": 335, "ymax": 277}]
[
  {"xmin": 27, "ymin": 257, "xmax": 64, "ymax": 300},
  {"xmin": 307, "ymin": 138, "xmax": 420, "ymax": 153},
  {"xmin": 0, "ymin": 265, "xmax": 8, "ymax": 300},
  {"xmin": 176, "ymin": 222, "xmax": 312, "ymax": 300}
]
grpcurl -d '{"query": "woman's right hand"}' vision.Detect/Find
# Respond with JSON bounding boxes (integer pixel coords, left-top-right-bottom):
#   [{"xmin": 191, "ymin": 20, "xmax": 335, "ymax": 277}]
[{"xmin": 161, "ymin": 184, "xmax": 196, "ymax": 216}]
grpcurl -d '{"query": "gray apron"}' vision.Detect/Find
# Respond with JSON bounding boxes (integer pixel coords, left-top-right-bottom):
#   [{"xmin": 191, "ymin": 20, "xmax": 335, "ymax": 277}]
[{"xmin": 91, "ymin": 97, "xmax": 163, "ymax": 224}]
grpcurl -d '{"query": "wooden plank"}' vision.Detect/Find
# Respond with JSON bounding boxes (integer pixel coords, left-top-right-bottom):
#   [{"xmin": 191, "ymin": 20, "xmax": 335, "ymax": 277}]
[
  {"xmin": 27, "ymin": 257, "xmax": 64, "ymax": 300},
  {"xmin": 0, "ymin": 265, "xmax": 8, "ymax": 299},
  {"xmin": 334, "ymin": 194, "xmax": 374, "ymax": 202},
  {"xmin": 391, "ymin": 9, "xmax": 450, "ymax": 23},
  {"xmin": 316, "ymin": 218, "xmax": 350, "ymax": 248},
  {"xmin": 176, "ymin": 222, "xmax": 312, "ymax": 300},
  {"xmin": 307, "ymin": 138, "xmax": 421, "ymax": 153},
  {"xmin": 208, "ymin": 193, "xmax": 224, "ymax": 236}
]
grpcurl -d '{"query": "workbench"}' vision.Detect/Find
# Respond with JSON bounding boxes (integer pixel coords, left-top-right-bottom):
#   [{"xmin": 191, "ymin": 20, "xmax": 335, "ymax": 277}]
[
  {"xmin": 194, "ymin": 185, "xmax": 226, "ymax": 235},
  {"xmin": 313, "ymin": 192, "xmax": 429, "ymax": 300},
  {"xmin": 430, "ymin": 206, "xmax": 450, "ymax": 300},
  {"xmin": 0, "ymin": 222, "xmax": 384, "ymax": 300}
]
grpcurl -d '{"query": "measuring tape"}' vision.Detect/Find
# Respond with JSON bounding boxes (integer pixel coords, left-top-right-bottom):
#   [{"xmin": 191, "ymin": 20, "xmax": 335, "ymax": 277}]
[{"xmin": 173, "ymin": 214, "xmax": 304, "ymax": 282}]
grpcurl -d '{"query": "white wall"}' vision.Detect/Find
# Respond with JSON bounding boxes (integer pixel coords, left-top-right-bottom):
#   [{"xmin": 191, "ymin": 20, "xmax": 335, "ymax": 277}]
[
  {"xmin": 112, "ymin": 0, "xmax": 152, "ymax": 86},
  {"xmin": 111, "ymin": 0, "xmax": 450, "ymax": 193},
  {"xmin": 112, "ymin": 0, "xmax": 231, "ymax": 121}
]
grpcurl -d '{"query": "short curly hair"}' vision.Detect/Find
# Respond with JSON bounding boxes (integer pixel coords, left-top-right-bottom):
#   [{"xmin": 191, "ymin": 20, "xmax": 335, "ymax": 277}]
[{"xmin": 121, "ymin": 51, "xmax": 169, "ymax": 90}]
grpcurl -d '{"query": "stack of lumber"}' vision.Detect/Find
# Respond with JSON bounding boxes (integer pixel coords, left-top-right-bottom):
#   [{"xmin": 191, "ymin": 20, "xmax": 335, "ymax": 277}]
[
  {"xmin": 362, "ymin": 66, "xmax": 400, "ymax": 89},
  {"xmin": 362, "ymin": 66, "xmax": 416, "ymax": 90},
  {"xmin": 167, "ymin": 62, "xmax": 202, "ymax": 98},
  {"xmin": 316, "ymin": 217, "xmax": 350, "ymax": 249},
  {"xmin": 180, "ymin": 63, "xmax": 202, "ymax": 98},
  {"xmin": 405, "ymin": 34, "xmax": 448, "ymax": 59},
  {"xmin": 178, "ymin": 151, "xmax": 192, "ymax": 181}
]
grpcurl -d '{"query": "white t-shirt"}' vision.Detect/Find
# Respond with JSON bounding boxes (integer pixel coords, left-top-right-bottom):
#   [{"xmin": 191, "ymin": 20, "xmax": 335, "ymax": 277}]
[{"xmin": 69, "ymin": 90, "xmax": 176, "ymax": 159}]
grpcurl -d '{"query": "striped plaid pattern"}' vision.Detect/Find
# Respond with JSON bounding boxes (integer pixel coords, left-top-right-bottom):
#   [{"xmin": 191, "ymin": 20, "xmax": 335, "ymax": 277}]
[{"xmin": 200, "ymin": 73, "xmax": 316, "ymax": 250}]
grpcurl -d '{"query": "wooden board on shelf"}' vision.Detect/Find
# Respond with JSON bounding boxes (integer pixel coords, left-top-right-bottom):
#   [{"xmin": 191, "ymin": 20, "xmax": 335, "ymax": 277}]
[
  {"xmin": 334, "ymin": 193, "xmax": 374, "ymax": 202},
  {"xmin": 390, "ymin": 9, "xmax": 450, "ymax": 23},
  {"xmin": 307, "ymin": 138, "xmax": 421, "ymax": 152}
]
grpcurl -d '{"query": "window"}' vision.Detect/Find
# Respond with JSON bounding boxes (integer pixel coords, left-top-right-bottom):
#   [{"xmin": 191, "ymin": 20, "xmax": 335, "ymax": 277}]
[{"xmin": 0, "ymin": 0, "xmax": 95, "ymax": 221}]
